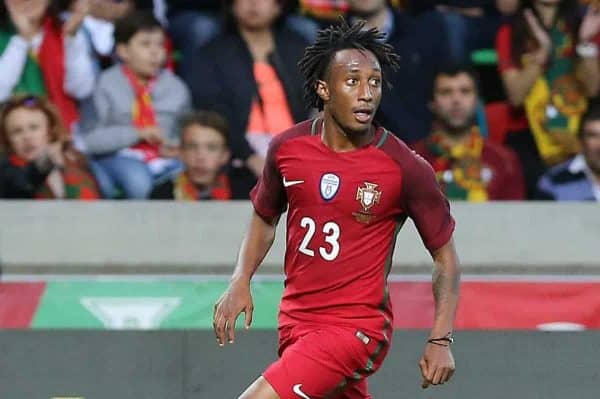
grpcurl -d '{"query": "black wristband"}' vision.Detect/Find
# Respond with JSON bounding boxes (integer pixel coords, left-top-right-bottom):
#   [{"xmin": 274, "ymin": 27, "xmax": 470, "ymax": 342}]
[{"xmin": 427, "ymin": 332, "xmax": 454, "ymax": 346}]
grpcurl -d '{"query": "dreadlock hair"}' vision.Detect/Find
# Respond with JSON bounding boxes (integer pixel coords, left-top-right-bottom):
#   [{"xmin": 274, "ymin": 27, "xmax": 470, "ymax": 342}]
[{"xmin": 298, "ymin": 18, "xmax": 401, "ymax": 111}]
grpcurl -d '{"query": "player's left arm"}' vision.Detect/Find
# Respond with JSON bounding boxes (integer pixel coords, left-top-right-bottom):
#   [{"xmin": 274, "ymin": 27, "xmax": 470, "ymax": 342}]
[
  {"xmin": 399, "ymin": 150, "xmax": 460, "ymax": 389},
  {"xmin": 420, "ymin": 237, "xmax": 460, "ymax": 389}
]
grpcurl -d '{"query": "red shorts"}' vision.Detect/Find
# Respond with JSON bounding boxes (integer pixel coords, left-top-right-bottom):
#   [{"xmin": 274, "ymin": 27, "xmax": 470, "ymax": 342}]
[{"xmin": 263, "ymin": 324, "xmax": 390, "ymax": 399}]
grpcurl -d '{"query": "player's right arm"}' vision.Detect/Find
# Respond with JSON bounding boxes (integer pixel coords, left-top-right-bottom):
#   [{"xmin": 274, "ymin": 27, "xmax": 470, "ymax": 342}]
[
  {"xmin": 213, "ymin": 133, "xmax": 287, "ymax": 347},
  {"xmin": 213, "ymin": 211, "xmax": 279, "ymax": 347}
]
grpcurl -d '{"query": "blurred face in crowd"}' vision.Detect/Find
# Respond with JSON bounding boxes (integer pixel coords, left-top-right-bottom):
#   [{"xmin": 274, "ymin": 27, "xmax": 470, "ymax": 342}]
[
  {"xmin": 232, "ymin": 0, "xmax": 281, "ymax": 30},
  {"xmin": 181, "ymin": 124, "xmax": 231, "ymax": 187},
  {"xmin": 430, "ymin": 72, "xmax": 478, "ymax": 135},
  {"xmin": 117, "ymin": 28, "xmax": 166, "ymax": 80},
  {"xmin": 319, "ymin": 49, "xmax": 382, "ymax": 135},
  {"xmin": 347, "ymin": 0, "xmax": 387, "ymax": 17},
  {"xmin": 5, "ymin": 0, "xmax": 49, "ymax": 23},
  {"xmin": 581, "ymin": 120, "xmax": 600, "ymax": 176},
  {"xmin": 4, "ymin": 107, "xmax": 51, "ymax": 161}
]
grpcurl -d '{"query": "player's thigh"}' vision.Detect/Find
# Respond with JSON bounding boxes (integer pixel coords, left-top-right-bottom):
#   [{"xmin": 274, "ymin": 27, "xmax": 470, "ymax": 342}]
[
  {"xmin": 239, "ymin": 376, "xmax": 280, "ymax": 399},
  {"xmin": 263, "ymin": 327, "xmax": 375, "ymax": 399}
]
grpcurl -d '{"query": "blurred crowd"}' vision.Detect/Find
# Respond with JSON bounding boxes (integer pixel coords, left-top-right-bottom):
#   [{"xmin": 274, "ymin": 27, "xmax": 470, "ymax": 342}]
[{"xmin": 0, "ymin": 0, "xmax": 598, "ymax": 202}]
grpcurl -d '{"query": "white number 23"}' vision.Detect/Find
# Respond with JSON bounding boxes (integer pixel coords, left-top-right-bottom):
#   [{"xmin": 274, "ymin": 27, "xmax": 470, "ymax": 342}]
[{"xmin": 298, "ymin": 217, "xmax": 340, "ymax": 261}]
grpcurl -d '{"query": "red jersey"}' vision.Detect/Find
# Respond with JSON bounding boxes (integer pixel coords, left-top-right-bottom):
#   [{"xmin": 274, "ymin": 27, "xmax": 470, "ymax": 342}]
[{"xmin": 250, "ymin": 118, "xmax": 455, "ymax": 343}]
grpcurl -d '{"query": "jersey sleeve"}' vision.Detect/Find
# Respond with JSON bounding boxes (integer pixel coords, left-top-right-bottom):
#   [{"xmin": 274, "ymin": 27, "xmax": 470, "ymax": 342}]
[
  {"xmin": 249, "ymin": 139, "xmax": 287, "ymax": 221},
  {"xmin": 402, "ymin": 152, "xmax": 455, "ymax": 252}
]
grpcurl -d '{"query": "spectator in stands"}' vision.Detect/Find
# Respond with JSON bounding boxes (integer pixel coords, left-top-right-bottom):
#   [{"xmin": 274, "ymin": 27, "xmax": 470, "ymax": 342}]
[
  {"xmin": 171, "ymin": 0, "xmax": 318, "ymax": 78},
  {"xmin": 346, "ymin": 0, "xmax": 451, "ymax": 142},
  {"xmin": 81, "ymin": 11, "xmax": 190, "ymax": 199},
  {"xmin": 412, "ymin": 65, "xmax": 526, "ymax": 200},
  {"xmin": 151, "ymin": 110, "xmax": 246, "ymax": 200},
  {"xmin": 0, "ymin": 95, "xmax": 99, "ymax": 199},
  {"xmin": 404, "ymin": 0, "xmax": 515, "ymax": 63},
  {"xmin": 536, "ymin": 101, "xmax": 600, "ymax": 200},
  {"xmin": 187, "ymin": 0, "xmax": 309, "ymax": 197},
  {"xmin": 496, "ymin": 0, "xmax": 600, "ymax": 197},
  {"xmin": 0, "ymin": 0, "xmax": 95, "ymax": 130}
]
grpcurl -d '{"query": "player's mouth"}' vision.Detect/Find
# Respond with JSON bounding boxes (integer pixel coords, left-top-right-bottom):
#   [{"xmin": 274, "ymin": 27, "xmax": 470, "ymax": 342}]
[{"xmin": 353, "ymin": 108, "xmax": 373, "ymax": 123}]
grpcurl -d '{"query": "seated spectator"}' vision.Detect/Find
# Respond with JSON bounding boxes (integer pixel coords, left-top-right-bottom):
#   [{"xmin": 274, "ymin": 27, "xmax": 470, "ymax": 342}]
[
  {"xmin": 536, "ymin": 101, "xmax": 600, "ymax": 200},
  {"xmin": 151, "ymin": 110, "xmax": 246, "ymax": 200},
  {"xmin": 171, "ymin": 0, "xmax": 318, "ymax": 78},
  {"xmin": 81, "ymin": 11, "xmax": 190, "ymax": 199},
  {"xmin": 0, "ymin": 0, "xmax": 96, "ymax": 129},
  {"xmin": 404, "ymin": 0, "xmax": 513, "ymax": 63},
  {"xmin": 496, "ymin": 0, "xmax": 600, "ymax": 197},
  {"xmin": 346, "ymin": 0, "xmax": 451, "ymax": 143},
  {"xmin": 0, "ymin": 95, "xmax": 99, "ymax": 199},
  {"xmin": 412, "ymin": 65, "xmax": 526, "ymax": 200},
  {"xmin": 188, "ymin": 0, "xmax": 310, "ymax": 197}
]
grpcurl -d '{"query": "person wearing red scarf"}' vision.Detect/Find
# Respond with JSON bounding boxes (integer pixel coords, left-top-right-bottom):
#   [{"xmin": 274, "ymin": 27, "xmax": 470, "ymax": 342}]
[
  {"xmin": 151, "ymin": 111, "xmax": 245, "ymax": 200},
  {"xmin": 0, "ymin": 0, "xmax": 96, "ymax": 129},
  {"xmin": 412, "ymin": 65, "xmax": 526, "ymax": 201},
  {"xmin": 81, "ymin": 11, "xmax": 190, "ymax": 199}
]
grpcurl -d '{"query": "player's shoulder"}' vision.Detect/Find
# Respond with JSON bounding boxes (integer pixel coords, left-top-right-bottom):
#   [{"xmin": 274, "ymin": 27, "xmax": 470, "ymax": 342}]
[
  {"xmin": 268, "ymin": 119, "xmax": 316, "ymax": 153},
  {"xmin": 377, "ymin": 129, "xmax": 434, "ymax": 173}
]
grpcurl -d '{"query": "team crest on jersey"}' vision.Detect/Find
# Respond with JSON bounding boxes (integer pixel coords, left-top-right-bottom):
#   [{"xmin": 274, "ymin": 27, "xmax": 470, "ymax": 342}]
[
  {"xmin": 320, "ymin": 173, "xmax": 340, "ymax": 200},
  {"xmin": 353, "ymin": 182, "xmax": 381, "ymax": 224}
]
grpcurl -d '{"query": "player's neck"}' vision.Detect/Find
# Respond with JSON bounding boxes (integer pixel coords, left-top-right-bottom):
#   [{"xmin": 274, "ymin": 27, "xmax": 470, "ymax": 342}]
[{"xmin": 321, "ymin": 116, "xmax": 375, "ymax": 152}]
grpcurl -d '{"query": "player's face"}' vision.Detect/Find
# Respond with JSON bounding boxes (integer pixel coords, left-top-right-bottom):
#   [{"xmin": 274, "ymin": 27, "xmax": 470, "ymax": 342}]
[
  {"xmin": 232, "ymin": 0, "xmax": 281, "ymax": 30},
  {"xmin": 320, "ymin": 49, "xmax": 382, "ymax": 135},
  {"xmin": 347, "ymin": 0, "xmax": 387, "ymax": 17},
  {"xmin": 4, "ymin": 107, "xmax": 51, "ymax": 161},
  {"xmin": 581, "ymin": 120, "xmax": 600, "ymax": 175},
  {"xmin": 181, "ymin": 124, "xmax": 231, "ymax": 187},
  {"xmin": 430, "ymin": 73, "xmax": 478, "ymax": 133},
  {"xmin": 117, "ymin": 28, "xmax": 166, "ymax": 80}
]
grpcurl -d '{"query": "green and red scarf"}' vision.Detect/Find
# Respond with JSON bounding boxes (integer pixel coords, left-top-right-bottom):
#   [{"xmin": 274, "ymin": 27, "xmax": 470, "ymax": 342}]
[
  {"xmin": 426, "ymin": 128, "xmax": 489, "ymax": 201},
  {"xmin": 0, "ymin": 17, "xmax": 79, "ymax": 128},
  {"xmin": 9, "ymin": 154, "xmax": 99, "ymax": 200},
  {"xmin": 173, "ymin": 172, "xmax": 231, "ymax": 201}
]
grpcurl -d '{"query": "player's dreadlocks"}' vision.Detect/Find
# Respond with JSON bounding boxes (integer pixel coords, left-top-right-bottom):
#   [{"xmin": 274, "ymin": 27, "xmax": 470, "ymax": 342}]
[{"xmin": 298, "ymin": 18, "xmax": 401, "ymax": 111}]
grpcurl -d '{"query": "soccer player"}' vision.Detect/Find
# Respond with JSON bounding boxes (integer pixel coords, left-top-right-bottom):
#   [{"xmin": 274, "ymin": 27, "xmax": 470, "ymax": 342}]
[{"xmin": 213, "ymin": 19, "xmax": 461, "ymax": 399}]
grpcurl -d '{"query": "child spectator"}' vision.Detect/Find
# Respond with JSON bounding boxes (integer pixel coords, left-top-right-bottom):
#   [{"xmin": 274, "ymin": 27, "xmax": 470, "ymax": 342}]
[
  {"xmin": 496, "ymin": 0, "xmax": 600, "ymax": 196},
  {"xmin": 151, "ymin": 110, "xmax": 245, "ymax": 200},
  {"xmin": 187, "ymin": 0, "xmax": 309, "ymax": 197},
  {"xmin": 0, "ymin": 95, "xmax": 99, "ymax": 199},
  {"xmin": 81, "ymin": 10, "xmax": 191, "ymax": 199},
  {"xmin": 412, "ymin": 65, "xmax": 526, "ymax": 200},
  {"xmin": 536, "ymin": 100, "xmax": 600, "ymax": 200},
  {"xmin": 0, "ymin": 0, "xmax": 96, "ymax": 129}
]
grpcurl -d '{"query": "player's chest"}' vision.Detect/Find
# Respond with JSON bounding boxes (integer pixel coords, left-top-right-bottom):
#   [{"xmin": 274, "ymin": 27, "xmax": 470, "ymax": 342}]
[{"xmin": 279, "ymin": 150, "xmax": 403, "ymax": 222}]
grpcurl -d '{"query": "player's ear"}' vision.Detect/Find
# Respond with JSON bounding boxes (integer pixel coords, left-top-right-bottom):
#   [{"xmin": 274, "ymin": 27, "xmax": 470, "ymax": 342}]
[{"xmin": 316, "ymin": 80, "xmax": 330, "ymax": 102}]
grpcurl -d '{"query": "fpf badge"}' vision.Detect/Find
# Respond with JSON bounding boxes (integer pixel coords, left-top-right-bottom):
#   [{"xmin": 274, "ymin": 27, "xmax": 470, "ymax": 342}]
[{"xmin": 353, "ymin": 182, "xmax": 381, "ymax": 224}]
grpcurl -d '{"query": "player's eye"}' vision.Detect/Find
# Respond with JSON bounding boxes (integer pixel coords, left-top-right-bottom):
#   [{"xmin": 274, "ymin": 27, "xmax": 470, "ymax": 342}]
[
  {"xmin": 370, "ymin": 78, "xmax": 381, "ymax": 87},
  {"xmin": 346, "ymin": 78, "xmax": 358, "ymax": 85}
]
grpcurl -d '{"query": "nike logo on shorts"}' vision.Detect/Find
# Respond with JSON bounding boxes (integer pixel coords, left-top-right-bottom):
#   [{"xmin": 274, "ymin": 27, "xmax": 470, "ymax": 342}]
[
  {"xmin": 283, "ymin": 177, "xmax": 304, "ymax": 187},
  {"xmin": 293, "ymin": 383, "xmax": 311, "ymax": 399}
]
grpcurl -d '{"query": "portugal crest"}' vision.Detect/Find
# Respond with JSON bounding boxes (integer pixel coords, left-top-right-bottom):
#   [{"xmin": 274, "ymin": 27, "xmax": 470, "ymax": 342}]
[{"xmin": 354, "ymin": 182, "xmax": 381, "ymax": 223}]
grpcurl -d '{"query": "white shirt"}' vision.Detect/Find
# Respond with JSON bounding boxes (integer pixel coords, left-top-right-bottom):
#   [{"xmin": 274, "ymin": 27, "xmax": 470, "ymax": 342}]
[{"xmin": 569, "ymin": 154, "xmax": 600, "ymax": 201}]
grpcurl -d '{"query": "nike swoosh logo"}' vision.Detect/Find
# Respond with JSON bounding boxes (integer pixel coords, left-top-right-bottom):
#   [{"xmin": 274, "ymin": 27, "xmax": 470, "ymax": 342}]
[
  {"xmin": 283, "ymin": 177, "xmax": 304, "ymax": 187},
  {"xmin": 293, "ymin": 384, "xmax": 311, "ymax": 399}
]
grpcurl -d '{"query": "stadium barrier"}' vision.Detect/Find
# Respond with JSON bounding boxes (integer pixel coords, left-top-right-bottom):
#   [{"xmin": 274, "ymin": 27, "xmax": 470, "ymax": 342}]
[
  {"xmin": 0, "ymin": 201, "xmax": 598, "ymax": 275},
  {"xmin": 0, "ymin": 330, "xmax": 597, "ymax": 399}
]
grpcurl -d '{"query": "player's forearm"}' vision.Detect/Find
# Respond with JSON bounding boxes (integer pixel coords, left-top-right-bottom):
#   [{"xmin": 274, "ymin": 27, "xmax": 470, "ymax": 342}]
[
  {"xmin": 430, "ymin": 239, "xmax": 461, "ymax": 338},
  {"xmin": 231, "ymin": 211, "xmax": 279, "ymax": 283}
]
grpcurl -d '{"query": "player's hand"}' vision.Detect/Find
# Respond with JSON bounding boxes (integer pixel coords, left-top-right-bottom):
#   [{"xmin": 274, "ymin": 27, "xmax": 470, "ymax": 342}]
[
  {"xmin": 419, "ymin": 343, "xmax": 455, "ymax": 389},
  {"xmin": 213, "ymin": 278, "xmax": 254, "ymax": 347}
]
